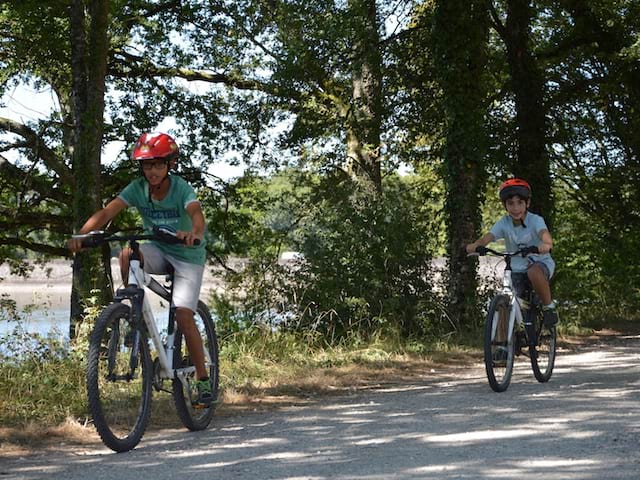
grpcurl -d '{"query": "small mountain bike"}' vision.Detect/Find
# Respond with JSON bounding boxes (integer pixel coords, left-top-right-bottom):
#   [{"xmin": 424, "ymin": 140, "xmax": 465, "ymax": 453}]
[
  {"xmin": 475, "ymin": 246, "xmax": 557, "ymax": 392},
  {"xmin": 74, "ymin": 227, "xmax": 219, "ymax": 452}
]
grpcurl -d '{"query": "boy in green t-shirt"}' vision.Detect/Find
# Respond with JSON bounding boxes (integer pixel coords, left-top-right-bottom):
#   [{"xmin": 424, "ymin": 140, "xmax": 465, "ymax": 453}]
[{"xmin": 68, "ymin": 132, "xmax": 212, "ymax": 407}]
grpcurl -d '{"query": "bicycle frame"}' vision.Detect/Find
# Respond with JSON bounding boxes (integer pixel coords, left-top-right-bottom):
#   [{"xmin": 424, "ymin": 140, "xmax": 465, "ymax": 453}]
[
  {"xmin": 491, "ymin": 258, "xmax": 526, "ymax": 349},
  {"xmin": 478, "ymin": 245, "xmax": 557, "ymax": 392},
  {"xmin": 121, "ymin": 242, "xmax": 209, "ymax": 387},
  {"xmin": 82, "ymin": 227, "xmax": 219, "ymax": 452}
]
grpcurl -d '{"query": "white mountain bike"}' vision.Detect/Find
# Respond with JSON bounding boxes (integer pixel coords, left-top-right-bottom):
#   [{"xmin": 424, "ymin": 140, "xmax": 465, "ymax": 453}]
[
  {"xmin": 475, "ymin": 246, "xmax": 557, "ymax": 392},
  {"xmin": 74, "ymin": 227, "xmax": 219, "ymax": 452}
]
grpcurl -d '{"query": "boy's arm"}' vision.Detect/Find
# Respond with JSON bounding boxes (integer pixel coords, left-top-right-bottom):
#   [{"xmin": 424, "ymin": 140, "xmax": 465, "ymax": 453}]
[
  {"xmin": 180, "ymin": 201, "xmax": 205, "ymax": 247},
  {"xmin": 466, "ymin": 233, "xmax": 496, "ymax": 254},
  {"xmin": 68, "ymin": 198, "xmax": 127, "ymax": 252},
  {"xmin": 537, "ymin": 229, "xmax": 553, "ymax": 254}
]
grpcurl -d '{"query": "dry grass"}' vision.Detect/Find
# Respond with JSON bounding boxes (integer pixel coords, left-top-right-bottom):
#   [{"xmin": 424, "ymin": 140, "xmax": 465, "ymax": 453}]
[
  {"xmin": 0, "ymin": 347, "xmax": 478, "ymax": 453},
  {"xmin": 3, "ymin": 326, "xmax": 622, "ymax": 455}
]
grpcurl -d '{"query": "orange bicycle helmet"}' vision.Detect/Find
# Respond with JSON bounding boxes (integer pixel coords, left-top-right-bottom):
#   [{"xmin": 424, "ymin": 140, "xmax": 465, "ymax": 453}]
[
  {"xmin": 499, "ymin": 178, "xmax": 531, "ymax": 202},
  {"xmin": 131, "ymin": 132, "xmax": 179, "ymax": 163}
]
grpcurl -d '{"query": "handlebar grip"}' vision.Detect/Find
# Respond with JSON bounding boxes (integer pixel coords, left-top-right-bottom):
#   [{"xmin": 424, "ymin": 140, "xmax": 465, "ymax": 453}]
[
  {"xmin": 521, "ymin": 245, "xmax": 539, "ymax": 255},
  {"xmin": 73, "ymin": 231, "xmax": 108, "ymax": 249},
  {"xmin": 475, "ymin": 245, "xmax": 488, "ymax": 256},
  {"xmin": 152, "ymin": 226, "xmax": 201, "ymax": 246}
]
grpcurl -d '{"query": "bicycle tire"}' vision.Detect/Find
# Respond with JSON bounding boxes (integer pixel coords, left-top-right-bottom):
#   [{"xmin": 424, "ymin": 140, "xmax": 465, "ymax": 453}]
[
  {"xmin": 529, "ymin": 307, "xmax": 557, "ymax": 382},
  {"xmin": 172, "ymin": 300, "xmax": 219, "ymax": 431},
  {"xmin": 86, "ymin": 302, "xmax": 153, "ymax": 452},
  {"xmin": 484, "ymin": 294, "xmax": 515, "ymax": 392}
]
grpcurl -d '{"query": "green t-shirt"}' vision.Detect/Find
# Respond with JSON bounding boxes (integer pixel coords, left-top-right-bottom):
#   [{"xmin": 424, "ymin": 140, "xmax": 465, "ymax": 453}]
[{"xmin": 118, "ymin": 174, "xmax": 207, "ymax": 265}]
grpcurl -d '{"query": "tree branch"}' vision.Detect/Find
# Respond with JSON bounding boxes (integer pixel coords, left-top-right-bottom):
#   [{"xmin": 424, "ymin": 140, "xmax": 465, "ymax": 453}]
[
  {"xmin": 109, "ymin": 50, "xmax": 298, "ymax": 100},
  {"xmin": 0, "ymin": 154, "xmax": 71, "ymax": 205},
  {"xmin": 0, "ymin": 117, "xmax": 72, "ymax": 184},
  {"xmin": 0, "ymin": 237, "xmax": 68, "ymax": 257}
]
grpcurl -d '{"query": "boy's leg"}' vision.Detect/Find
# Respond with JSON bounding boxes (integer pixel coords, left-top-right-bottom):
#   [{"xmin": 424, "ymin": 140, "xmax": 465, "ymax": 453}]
[
  {"xmin": 175, "ymin": 307, "xmax": 208, "ymax": 379},
  {"xmin": 527, "ymin": 263, "xmax": 558, "ymax": 326},
  {"xmin": 168, "ymin": 258, "xmax": 212, "ymax": 405},
  {"xmin": 527, "ymin": 264, "xmax": 551, "ymax": 305},
  {"xmin": 175, "ymin": 308, "xmax": 213, "ymax": 406},
  {"xmin": 118, "ymin": 247, "xmax": 134, "ymax": 285}
]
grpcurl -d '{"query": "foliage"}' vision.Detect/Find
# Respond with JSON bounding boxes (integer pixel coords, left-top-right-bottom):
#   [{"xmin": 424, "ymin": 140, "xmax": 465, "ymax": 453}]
[
  {"xmin": 3, "ymin": 0, "xmax": 640, "ymax": 342},
  {"xmin": 0, "ymin": 303, "xmax": 473, "ymax": 429},
  {"xmin": 208, "ymin": 168, "xmax": 447, "ymax": 342},
  {"xmin": 552, "ymin": 182, "xmax": 640, "ymax": 326},
  {"xmin": 0, "ymin": 323, "xmax": 86, "ymax": 424}
]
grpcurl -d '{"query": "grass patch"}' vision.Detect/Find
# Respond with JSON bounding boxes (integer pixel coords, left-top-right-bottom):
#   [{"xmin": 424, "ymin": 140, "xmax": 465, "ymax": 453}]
[{"xmin": 0, "ymin": 326, "xmax": 478, "ymax": 448}]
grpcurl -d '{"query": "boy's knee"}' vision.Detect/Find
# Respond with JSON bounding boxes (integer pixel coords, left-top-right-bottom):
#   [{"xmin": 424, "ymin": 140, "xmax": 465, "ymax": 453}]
[
  {"xmin": 527, "ymin": 264, "xmax": 545, "ymax": 280},
  {"xmin": 118, "ymin": 247, "xmax": 131, "ymax": 265}
]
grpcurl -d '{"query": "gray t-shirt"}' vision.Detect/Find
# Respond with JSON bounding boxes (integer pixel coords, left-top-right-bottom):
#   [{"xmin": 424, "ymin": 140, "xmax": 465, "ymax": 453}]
[{"xmin": 489, "ymin": 211, "xmax": 555, "ymax": 276}]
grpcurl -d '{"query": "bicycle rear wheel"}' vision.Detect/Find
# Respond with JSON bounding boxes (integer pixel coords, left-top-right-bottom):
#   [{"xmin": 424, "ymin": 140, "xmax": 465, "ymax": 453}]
[
  {"xmin": 86, "ymin": 302, "xmax": 153, "ymax": 452},
  {"xmin": 484, "ymin": 294, "xmax": 515, "ymax": 392},
  {"xmin": 529, "ymin": 307, "xmax": 557, "ymax": 382},
  {"xmin": 173, "ymin": 300, "xmax": 219, "ymax": 431}
]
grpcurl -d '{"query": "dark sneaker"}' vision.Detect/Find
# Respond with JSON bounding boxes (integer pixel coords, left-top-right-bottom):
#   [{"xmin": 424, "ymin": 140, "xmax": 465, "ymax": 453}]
[
  {"xmin": 124, "ymin": 329, "xmax": 136, "ymax": 347},
  {"xmin": 543, "ymin": 308, "xmax": 558, "ymax": 327},
  {"xmin": 493, "ymin": 347, "xmax": 509, "ymax": 365},
  {"xmin": 515, "ymin": 330, "xmax": 527, "ymax": 355},
  {"xmin": 192, "ymin": 378, "xmax": 213, "ymax": 408}
]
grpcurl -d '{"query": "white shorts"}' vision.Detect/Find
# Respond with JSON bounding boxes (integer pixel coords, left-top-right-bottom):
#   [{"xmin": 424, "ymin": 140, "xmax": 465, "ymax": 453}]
[{"xmin": 140, "ymin": 243, "xmax": 204, "ymax": 312}]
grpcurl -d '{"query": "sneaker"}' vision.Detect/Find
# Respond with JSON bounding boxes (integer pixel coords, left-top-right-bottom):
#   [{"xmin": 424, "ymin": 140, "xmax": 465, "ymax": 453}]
[
  {"xmin": 493, "ymin": 346, "xmax": 509, "ymax": 365},
  {"xmin": 123, "ymin": 329, "xmax": 136, "ymax": 347},
  {"xmin": 515, "ymin": 330, "xmax": 527, "ymax": 355},
  {"xmin": 543, "ymin": 307, "xmax": 558, "ymax": 327},
  {"xmin": 192, "ymin": 378, "xmax": 213, "ymax": 408}
]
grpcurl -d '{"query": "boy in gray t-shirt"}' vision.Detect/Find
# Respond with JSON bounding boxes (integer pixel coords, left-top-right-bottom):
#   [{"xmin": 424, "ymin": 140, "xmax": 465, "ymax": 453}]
[{"xmin": 466, "ymin": 178, "xmax": 558, "ymax": 327}]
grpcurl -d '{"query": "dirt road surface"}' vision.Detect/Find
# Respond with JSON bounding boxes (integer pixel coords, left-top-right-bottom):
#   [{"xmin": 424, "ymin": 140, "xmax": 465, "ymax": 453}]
[{"xmin": 2, "ymin": 333, "xmax": 639, "ymax": 480}]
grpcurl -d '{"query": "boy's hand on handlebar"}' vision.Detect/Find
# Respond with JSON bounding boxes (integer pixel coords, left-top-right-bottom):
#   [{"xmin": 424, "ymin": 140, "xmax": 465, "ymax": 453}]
[
  {"xmin": 466, "ymin": 243, "xmax": 487, "ymax": 256},
  {"xmin": 520, "ymin": 245, "xmax": 539, "ymax": 255},
  {"xmin": 67, "ymin": 237, "xmax": 83, "ymax": 253},
  {"xmin": 176, "ymin": 230, "xmax": 202, "ymax": 247},
  {"xmin": 68, "ymin": 231, "xmax": 107, "ymax": 251},
  {"xmin": 536, "ymin": 243, "xmax": 551, "ymax": 254}
]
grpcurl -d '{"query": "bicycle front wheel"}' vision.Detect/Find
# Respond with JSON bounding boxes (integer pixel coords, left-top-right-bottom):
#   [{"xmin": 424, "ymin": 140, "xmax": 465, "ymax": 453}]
[
  {"xmin": 173, "ymin": 300, "xmax": 219, "ymax": 431},
  {"xmin": 529, "ymin": 307, "xmax": 557, "ymax": 382},
  {"xmin": 86, "ymin": 302, "xmax": 153, "ymax": 453},
  {"xmin": 484, "ymin": 294, "xmax": 515, "ymax": 392}
]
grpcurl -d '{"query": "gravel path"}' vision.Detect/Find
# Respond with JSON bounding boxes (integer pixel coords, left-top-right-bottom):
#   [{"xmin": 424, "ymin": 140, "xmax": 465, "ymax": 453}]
[{"xmin": 2, "ymin": 333, "xmax": 639, "ymax": 480}]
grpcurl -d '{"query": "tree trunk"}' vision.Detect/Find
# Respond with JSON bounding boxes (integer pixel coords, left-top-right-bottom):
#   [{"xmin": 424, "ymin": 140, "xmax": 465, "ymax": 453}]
[
  {"xmin": 504, "ymin": 0, "xmax": 552, "ymax": 220},
  {"xmin": 434, "ymin": 0, "xmax": 490, "ymax": 329},
  {"xmin": 69, "ymin": 0, "xmax": 112, "ymax": 338},
  {"xmin": 345, "ymin": 0, "xmax": 383, "ymax": 195}
]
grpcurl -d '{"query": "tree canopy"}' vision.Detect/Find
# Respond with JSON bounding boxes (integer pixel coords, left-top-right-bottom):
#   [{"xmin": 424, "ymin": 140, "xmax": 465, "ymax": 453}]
[{"xmin": 1, "ymin": 0, "xmax": 639, "ymax": 338}]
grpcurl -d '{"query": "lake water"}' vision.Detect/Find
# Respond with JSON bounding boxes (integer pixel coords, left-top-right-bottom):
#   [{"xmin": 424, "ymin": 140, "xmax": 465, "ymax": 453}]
[
  {"xmin": 0, "ymin": 259, "xmax": 224, "ymax": 344},
  {"xmin": 0, "ymin": 309, "xmax": 70, "ymax": 338}
]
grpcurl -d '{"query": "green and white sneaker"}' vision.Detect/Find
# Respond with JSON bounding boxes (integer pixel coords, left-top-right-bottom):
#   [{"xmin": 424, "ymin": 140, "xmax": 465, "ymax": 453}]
[{"xmin": 192, "ymin": 378, "xmax": 213, "ymax": 408}]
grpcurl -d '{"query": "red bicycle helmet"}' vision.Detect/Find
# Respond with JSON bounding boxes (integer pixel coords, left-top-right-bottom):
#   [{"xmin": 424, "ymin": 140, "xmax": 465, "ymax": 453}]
[
  {"xmin": 499, "ymin": 178, "xmax": 531, "ymax": 202},
  {"xmin": 131, "ymin": 132, "xmax": 179, "ymax": 163}
]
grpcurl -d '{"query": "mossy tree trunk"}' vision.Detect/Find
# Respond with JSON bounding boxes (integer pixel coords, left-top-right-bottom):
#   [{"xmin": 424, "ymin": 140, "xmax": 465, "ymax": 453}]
[
  {"xmin": 492, "ymin": 0, "xmax": 552, "ymax": 220},
  {"xmin": 69, "ymin": 0, "xmax": 113, "ymax": 338},
  {"xmin": 345, "ymin": 0, "xmax": 383, "ymax": 196},
  {"xmin": 433, "ymin": 0, "xmax": 490, "ymax": 329}
]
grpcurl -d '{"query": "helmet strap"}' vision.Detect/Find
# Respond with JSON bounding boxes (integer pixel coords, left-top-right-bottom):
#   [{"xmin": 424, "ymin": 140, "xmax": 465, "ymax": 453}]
[{"xmin": 146, "ymin": 172, "xmax": 171, "ymax": 204}]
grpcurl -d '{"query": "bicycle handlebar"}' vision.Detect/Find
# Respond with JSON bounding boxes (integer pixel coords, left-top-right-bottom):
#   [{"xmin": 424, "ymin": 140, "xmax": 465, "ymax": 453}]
[
  {"xmin": 73, "ymin": 226, "xmax": 200, "ymax": 248},
  {"xmin": 474, "ymin": 245, "xmax": 539, "ymax": 257}
]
